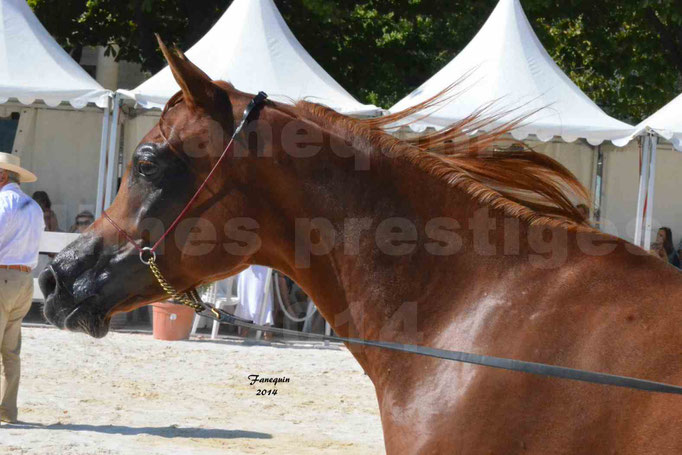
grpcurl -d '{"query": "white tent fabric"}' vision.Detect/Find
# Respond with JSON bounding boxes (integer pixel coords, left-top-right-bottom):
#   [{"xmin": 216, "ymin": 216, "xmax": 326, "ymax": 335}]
[
  {"xmin": 612, "ymin": 92, "xmax": 682, "ymax": 249},
  {"xmin": 120, "ymin": 0, "xmax": 380, "ymax": 116},
  {"xmin": 389, "ymin": 0, "xmax": 632, "ymax": 146},
  {"xmin": 614, "ymin": 92, "xmax": 682, "ymax": 151},
  {"xmin": 0, "ymin": 0, "xmax": 109, "ymax": 108}
]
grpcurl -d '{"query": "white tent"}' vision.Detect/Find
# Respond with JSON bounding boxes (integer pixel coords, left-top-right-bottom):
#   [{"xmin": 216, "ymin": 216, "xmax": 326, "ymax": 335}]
[
  {"xmin": 613, "ymin": 93, "xmax": 682, "ymax": 249},
  {"xmin": 388, "ymin": 0, "xmax": 633, "ymax": 146},
  {"xmin": 616, "ymin": 93, "xmax": 682, "ymax": 151},
  {"xmin": 0, "ymin": 0, "xmax": 109, "ymax": 108},
  {"xmin": 0, "ymin": 0, "xmax": 112, "ymax": 218},
  {"xmin": 120, "ymin": 0, "xmax": 380, "ymax": 116}
]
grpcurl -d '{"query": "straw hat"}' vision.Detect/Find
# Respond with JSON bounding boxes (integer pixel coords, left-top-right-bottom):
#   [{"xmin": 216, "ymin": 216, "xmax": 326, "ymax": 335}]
[{"xmin": 0, "ymin": 152, "xmax": 36, "ymax": 183}]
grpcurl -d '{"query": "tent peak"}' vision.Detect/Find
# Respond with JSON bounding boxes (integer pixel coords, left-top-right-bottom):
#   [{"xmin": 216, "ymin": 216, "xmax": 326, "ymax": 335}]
[
  {"xmin": 0, "ymin": 0, "xmax": 109, "ymax": 108},
  {"xmin": 389, "ymin": 0, "xmax": 632, "ymax": 145},
  {"xmin": 121, "ymin": 0, "xmax": 380, "ymax": 116},
  {"xmin": 614, "ymin": 92, "xmax": 682, "ymax": 150}
]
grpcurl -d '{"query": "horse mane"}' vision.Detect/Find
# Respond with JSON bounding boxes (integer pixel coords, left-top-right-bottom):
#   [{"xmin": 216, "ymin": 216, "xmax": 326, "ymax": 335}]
[
  {"xmin": 292, "ymin": 92, "xmax": 591, "ymax": 230},
  {"xmin": 161, "ymin": 80, "xmax": 590, "ymax": 229}
]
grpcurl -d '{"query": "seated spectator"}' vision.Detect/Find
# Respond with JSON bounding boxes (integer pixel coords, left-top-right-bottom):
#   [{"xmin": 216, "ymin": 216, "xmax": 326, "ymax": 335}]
[
  {"xmin": 32, "ymin": 191, "xmax": 59, "ymax": 231},
  {"xmin": 652, "ymin": 227, "xmax": 680, "ymax": 267},
  {"xmin": 69, "ymin": 210, "xmax": 95, "ymax": 233}
]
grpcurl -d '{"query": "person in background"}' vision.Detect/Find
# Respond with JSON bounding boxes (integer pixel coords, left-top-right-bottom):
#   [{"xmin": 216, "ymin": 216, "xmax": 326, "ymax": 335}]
[
  {"xmin": 32, "ymin": 191, "xmax": 59, "ymax": 232},
  {"xmin": 235, "ymin": 265, "xmax": 274, "ymax": 340},
  {"xmin": 0, "ymin": 152, "xmax": 44, "ymax": 424},
  {"xmin": 69, "ymin": 210, "xmax": 95, "ymax": 233},
  {"xmin": 651, "ymin": 227, "xmax": 680, "ymax": 268}
]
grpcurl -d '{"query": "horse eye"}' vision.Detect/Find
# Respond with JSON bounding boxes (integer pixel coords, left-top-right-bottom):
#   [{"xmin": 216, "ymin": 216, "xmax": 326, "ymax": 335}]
[{"xmin": 137, "ymin": 160, "xmax": 158, "ymax": 177}]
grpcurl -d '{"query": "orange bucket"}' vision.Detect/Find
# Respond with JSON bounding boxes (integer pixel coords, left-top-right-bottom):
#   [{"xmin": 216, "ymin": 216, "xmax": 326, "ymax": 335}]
[{"xmin": 151, "ymin": 301, "xmax": 196, "ymax": 341}]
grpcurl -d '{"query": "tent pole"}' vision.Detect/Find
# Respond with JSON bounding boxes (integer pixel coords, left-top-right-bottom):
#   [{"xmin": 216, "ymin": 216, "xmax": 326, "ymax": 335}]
[
  {"xmin": 95, "ymin": 95, "xmax": 112, "ymax": 218},
  {"xmin": 633, "ymin": 135, "xmax": 650, "ymax": 247},
  {"xmin": 642, "ymin": 133, "xmax": 658, "ymax": 250},
  {"xmin": 592, "ymin": 145, "xmax": 604, "ymax": 224},
  {"xmin": 104, "ymin": 93, "xmax": 121, "ymax": 209}
]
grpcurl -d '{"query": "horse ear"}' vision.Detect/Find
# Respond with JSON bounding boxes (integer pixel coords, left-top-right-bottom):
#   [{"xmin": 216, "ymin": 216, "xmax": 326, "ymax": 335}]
[{"xmin": 156, "ymin": 35, "xmax": 215, "ymax": 111}]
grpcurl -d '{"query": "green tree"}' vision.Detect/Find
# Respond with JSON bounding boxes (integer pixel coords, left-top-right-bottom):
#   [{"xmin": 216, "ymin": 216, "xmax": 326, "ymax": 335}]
[
  {"xmin": 29, "ymin": 0, "xmax": 682, "ymax": 122},
  {"xmin": 28, "ymin": 0, "xmax": 229, "ymax": 69},
  {"xmin": 525, "ymin": 0, "xmax": 682, "ymax": 121}
]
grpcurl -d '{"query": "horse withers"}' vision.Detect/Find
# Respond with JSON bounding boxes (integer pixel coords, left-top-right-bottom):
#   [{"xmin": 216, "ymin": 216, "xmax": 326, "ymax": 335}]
[{"xmin": 40, "ymin": 41, "xmax": 682, "ymax": 454}]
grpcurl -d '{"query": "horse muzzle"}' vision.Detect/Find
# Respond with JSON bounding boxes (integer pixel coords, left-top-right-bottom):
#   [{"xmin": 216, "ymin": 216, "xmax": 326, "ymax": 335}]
[{"xmin": 40, "ymin": 265, "xmax": 111, "ymax": 338}]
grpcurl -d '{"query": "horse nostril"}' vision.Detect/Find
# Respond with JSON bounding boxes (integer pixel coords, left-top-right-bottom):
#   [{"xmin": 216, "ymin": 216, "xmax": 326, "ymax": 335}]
[{"xmin": 39, "ymin": 267, "xmax": 58, "ymax": 299}]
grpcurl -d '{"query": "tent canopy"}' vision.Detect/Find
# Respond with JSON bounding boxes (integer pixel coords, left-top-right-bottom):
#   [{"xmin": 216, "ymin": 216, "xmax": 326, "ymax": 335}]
[
  {"xmin": 121, "ymin": 0, "xmax": 380, "ymax": 116},
  {"xmin": 614, "ymin": 93, "xmax": 682, "ymax": 151},
  {"xmin": 0, "ymin": 0, "xmax": 109, "ymax": 108},
  {"xmin": 389, "ymin": 0, "xmax": 632, "ymax": 146}
]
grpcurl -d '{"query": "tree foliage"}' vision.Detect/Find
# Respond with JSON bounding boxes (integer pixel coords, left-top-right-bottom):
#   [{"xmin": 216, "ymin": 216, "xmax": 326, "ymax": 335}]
[{"xmin": 29, "ymin": 0, "xmax": 682, "ymax": 122}]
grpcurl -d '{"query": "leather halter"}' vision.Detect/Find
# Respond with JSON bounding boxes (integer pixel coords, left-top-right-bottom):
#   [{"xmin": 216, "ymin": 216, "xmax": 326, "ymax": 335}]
[
  {"xmin": 103, "ymin": 91, "xmax": 268, "ymax": 264},
  {"xmin": 100, "ymin": 91, "xmax": 682, "ymax": 396}
]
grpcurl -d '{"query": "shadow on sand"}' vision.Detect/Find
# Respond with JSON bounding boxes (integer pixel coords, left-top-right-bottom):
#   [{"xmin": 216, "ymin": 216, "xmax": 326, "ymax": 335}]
[{"xmin": 5, "ymin": 422, "xmax": 271, "ymax": 440}]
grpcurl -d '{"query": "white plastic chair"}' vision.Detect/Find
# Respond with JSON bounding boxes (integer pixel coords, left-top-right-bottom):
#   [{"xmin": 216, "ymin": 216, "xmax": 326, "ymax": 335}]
[{"xmin": 191, "ymin": 276, "xmax": 240, "ymax": 339}]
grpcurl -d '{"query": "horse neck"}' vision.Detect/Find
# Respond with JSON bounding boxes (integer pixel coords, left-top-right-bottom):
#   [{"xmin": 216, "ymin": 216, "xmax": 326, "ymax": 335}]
[{"xmin": 243, "ymin": 116, "xmax": 491, "ymax": 363}]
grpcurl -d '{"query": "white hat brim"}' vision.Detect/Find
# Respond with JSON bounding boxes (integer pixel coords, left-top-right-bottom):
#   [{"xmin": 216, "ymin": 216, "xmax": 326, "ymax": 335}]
[{"xmin": 0, "ymin": 162, "xmax": 37, "ymax": 183}]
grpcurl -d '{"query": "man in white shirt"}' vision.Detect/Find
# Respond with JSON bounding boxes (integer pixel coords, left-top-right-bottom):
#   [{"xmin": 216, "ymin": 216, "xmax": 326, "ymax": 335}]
[{"xmin": 0, "ymin": 152, "xmax": 43, "ymax": 424}]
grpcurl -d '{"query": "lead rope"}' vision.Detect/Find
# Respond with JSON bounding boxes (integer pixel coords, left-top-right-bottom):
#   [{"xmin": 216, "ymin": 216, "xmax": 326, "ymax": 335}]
[
  {"xmin": 103, "ymin": 92, "xmax": 682, "ymax": 396},
  {"xmin": 165, "ymin": 271, "xmax": 682, "ymax": 396},
  {"xmin": 141, "ymin": 255, "xmax": 682, "ymax": 396}
]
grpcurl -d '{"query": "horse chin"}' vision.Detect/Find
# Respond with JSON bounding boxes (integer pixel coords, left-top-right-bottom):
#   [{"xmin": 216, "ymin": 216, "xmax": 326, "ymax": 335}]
[{"xmin": 62, "ymin": 297, "xmax": 111, "ymax": 339}]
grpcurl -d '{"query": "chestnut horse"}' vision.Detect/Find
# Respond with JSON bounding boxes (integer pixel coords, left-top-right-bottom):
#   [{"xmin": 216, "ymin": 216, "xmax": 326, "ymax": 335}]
[{"xmin": 41, "ymin": 44, "xmax": 682, "ymax": 454}]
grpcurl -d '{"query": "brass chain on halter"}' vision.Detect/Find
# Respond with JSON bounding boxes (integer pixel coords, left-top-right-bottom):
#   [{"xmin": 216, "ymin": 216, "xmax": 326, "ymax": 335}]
[{"xmin": 147, "ymin": 257, "xmax": 205, "ymax": 312}]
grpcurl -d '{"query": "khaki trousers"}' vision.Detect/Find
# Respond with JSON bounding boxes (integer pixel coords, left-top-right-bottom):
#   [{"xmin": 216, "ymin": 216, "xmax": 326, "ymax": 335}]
[{"xmin": 0, "ymin": 269, "xmax": 33, "ymax": 423}]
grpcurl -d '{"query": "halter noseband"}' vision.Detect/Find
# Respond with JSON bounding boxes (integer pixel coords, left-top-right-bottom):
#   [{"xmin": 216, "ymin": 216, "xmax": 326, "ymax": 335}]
[{"xmin": 102, "ymin": 91, "xmax": 268, "ymax": 308}]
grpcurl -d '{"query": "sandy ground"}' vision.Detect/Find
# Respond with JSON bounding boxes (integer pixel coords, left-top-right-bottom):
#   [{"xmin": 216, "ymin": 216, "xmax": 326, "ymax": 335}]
[{"xmin": 1, "ymin": 326, "xmax": 385, "ymax": 454}]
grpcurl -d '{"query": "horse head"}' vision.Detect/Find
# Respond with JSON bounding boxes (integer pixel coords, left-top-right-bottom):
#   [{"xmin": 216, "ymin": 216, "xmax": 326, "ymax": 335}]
[{"xmin": 40, "ymin": 41, "xmax": 272, "ymax": 337}]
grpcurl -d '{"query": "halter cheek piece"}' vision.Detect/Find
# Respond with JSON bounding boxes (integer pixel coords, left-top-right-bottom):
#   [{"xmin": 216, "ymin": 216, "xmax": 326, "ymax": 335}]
[
  {"xmin": 103, "ymin": 91, "xmax": 268, "ymax": 310},
  {"xmin": 101, "ymin": 92, "xmax": 682, "ymax": 396}
]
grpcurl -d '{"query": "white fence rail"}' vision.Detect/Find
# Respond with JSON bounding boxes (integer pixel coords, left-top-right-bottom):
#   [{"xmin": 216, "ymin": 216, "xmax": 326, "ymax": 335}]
[{"xmin": 33, "ymin": 232, "xmax": 80, "ymax": 301}]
